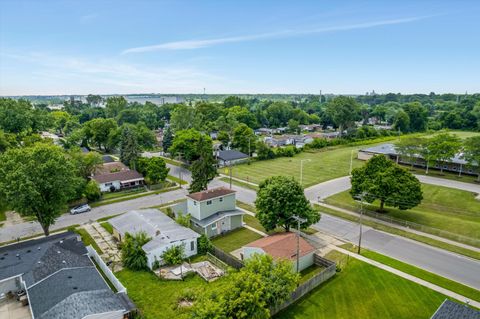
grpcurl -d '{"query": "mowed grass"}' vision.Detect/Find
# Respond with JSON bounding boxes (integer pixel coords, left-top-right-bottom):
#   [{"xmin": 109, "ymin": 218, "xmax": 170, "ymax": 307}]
[
  {"xmin": 426, "ymin": 130, "xmax": 480, "ymax": 139},
  {"xmin": 211, "ymin": 227, "xmax": 262, "ymax": 252},
  {"xmin": 232, "ymin": 145, "xmax": 366, "ymax": 187},
  {"xmin": 116, "ymin": 270, "xmax": 228, "ymax": 319},
  {"xmin": 340, "ymin": 243, "xmax": 480, "ymax": 302},
  {"xmin": 276, "ymin": 252, "xmax": 447, "ymax": 319},
  {"xmin": 324, "ymin": 184, "xmax": 480, "ymax": 241}
]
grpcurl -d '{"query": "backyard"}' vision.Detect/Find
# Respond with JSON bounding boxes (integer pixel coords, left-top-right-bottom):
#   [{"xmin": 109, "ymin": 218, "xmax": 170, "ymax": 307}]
[
  {"xmin": 276, "ymin": 251, "xmax": 448, "ymax": 319},
  {"xmin": 211, "ymin": 227, "xmax": 263, "ymax": 252},
  {"xmin": 324, "ymin": 184, "xmax": 480, "ymax": 242},
  {"xmin": 116, "ymin": 270, "xmax": 228, "ymax": 319}
]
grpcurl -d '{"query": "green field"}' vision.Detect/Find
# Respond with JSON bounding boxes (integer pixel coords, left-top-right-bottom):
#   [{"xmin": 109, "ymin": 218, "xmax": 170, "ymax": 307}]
[
  {"xmin": 231, "ymin": 145, "xmax": 366, "ymax": 187},
  {"xmin": 427, "ymin": 130, "xmax": 480, "ymax": 139},
  {"xmin": 211, "ymin": 227, "xmax": 263, "ymax": 252},
  {"xmin": 276, "ymin": 251, "xmax": 448, "ymax": 319},
  {"xmin": 324, "ymin": 184, "xmax": 480, "ymax": 242}
]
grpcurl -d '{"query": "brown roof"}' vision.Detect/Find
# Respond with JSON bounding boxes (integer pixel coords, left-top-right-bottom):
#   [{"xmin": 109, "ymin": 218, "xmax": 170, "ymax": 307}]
[
  {"xmin": 187, "ymin": 187, "xmax": 236, "ymax": 201},
  {"xmin": 92, "ymin": 170, "xmax": 144, "ymax": 183},
  {"xmin": 246, "ymin": 232, "xmax": 315, "ymax": 260}
]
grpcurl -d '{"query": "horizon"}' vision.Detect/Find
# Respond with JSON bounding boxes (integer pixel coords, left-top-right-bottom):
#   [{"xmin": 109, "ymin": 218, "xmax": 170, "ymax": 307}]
[{"xmin": 1, "ymin": 0, "xmax": 480, "ymax": 95}]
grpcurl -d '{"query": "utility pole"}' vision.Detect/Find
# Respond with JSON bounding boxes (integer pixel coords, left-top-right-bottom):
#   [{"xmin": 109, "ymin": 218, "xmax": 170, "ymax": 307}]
[
  {"xmin": 291, "ymin": 215, "xmax": 307, "ymax": 273},
  {"xmin": 349, "ymin": 150, "xmax": 354, "ymax": 175},
  {"xmin": 229, "ymin": 162, "xmax": 232, "ymax": 189},
  {"xmin": 177, "ymin": 153, "xmax": 183, "ymax": 189},
  {"xmin": 357, "ymin": 192, "xmax": 366, "ymax": 254}
]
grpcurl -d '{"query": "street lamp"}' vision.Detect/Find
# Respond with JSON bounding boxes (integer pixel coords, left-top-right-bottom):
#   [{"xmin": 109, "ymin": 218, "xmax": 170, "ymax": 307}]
[
  {"xmin": 300, "ymin": 159, "xmax": 311, "ymax": 186},
  {"xmin": 355, "ymin": 192, "xmax": 367, "ymax": 254}
]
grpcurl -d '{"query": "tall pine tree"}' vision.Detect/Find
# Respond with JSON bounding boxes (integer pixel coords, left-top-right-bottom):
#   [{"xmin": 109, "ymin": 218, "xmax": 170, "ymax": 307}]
[
  {"xmin": 189, "ymin": 136, "xmax": 216, "ymax": 193},
  {"xmin": 120, "ymin": 126, "xmax": 140, "ymax": 168},
  {"xmin": 162, "ymin": 126, "xmax": 173, "ymax": 153}
]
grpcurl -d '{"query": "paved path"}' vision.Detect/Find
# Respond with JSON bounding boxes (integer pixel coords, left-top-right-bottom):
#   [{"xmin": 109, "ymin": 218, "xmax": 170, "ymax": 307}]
[
  {"xmin": 333, "ymin": 245, "xmax": 480, "ymax": 308},
  {"xmin": 313, "ymin": 214, "xmax": 480, "ymax": 290}
]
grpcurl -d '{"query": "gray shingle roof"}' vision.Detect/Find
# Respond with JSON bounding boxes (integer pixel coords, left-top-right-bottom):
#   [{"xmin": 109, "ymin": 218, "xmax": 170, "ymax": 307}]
[
  {"xmin": 217, "ymin": 150, "xmax": 249, "ymax": 162},
  {"xmin": 430, "ymin": 299, "xmax": 480, "ymax": 319},
  {"xmin": 190, "ymin": 209, "xmax": 244, "ymax": 227}
]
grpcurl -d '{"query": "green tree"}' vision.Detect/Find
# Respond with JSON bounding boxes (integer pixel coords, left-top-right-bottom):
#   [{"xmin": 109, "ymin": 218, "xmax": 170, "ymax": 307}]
[
  {"xmin": 426, "ymin": 133, "xmax": 462, "ymax": 174},
  {"xmin": 0, "ymin": 98, "xmax": 34, "ymax": 133},
  {"xmin": 189, "ymin": 136, "xmax": 217, "ymax": 193},
  {"xmin": 121, "ymin": 231, "xmax": 151, "ymax": 271},
  {"xmin": 68, "ymin": 148, "xmax": 103, "ymax": 179},
  {"xmin": 162, "ymin": 126, "xmax": 173, "ymax": 153},
  {"xmin": 463, "ymin": 136, "xmax": 480, "ymax": 182},
  {"xmin": 170, "ymin": 104, "xmax": 201, "ymax": 131},
  {"xmin": 84, "ymin": 180, "xmax": 101, "ymax": 201},
  {"xmin": 83, "ymin": 118, "xmax": 118, "ymax": 150},
  {"xmin": 393, "ymin": 110, "xmax": 410, "ymax": 132},
  {"xmin": 395, "ymin": 137, "xmax": 423, "ymax": 168},
  {"xmin": 197, "ymin": 234, "xmax": 213, "ymax": 254},
  {"xmin": 232, "ymin": 123, "xmax": 256, "ymax": 155},
  {"xmin": 175, "ymin": 213, "xmax": 191, "ymax": 227},
  {"xmin": 256, "ymin": 141, "xmax": 275, "ymax": 160},
  {"xmin": 255, "ymin": 176, "xmax": 320, "ymax": 231},
  {"xmin": 325, "ymin": 96, "xmax": 360, "ymax": 136},
  {"xmin": 105, "ymin": 96, "xmax": 127, "ymax": 118},
  {"xmin": 403, "ymin": 102, "xmax": 428, "ymax": 132},
  {"xmin": 86, "ymin": 94, "xmax": 103, "ymax": 106},
  {"xmin": 0, "ymin": 144, "xmax": 81, "ymax": 235},
  {"xmin": 351, "ymin": 155, "xmax": 423, "ymax": 212},
  {"xmin": 161, "ymin": 244, "xmax": 185, "ymax": 266},
  {"xmin": 288, "ymin": 119, "xmax": 300, "ymax": 134},
  {"xmin": 169, "ymin": 129, "xmax": 212, "ymax": 162},
  {"xmin": 145, "ymin": 157, "xmax": 169, "ymax": 184},
  {"xmin": 120, "ymin": 126, "xmax": 140, "ymax": 168}
]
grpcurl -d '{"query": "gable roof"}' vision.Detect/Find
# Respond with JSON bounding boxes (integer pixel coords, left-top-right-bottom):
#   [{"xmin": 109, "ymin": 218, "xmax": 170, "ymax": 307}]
[
  {"xmin": 187, "ymin": 187, "xmax": 236, "ymax": 202},
  {"xmin": 245, "ymin": 232, "xmax": 315, "ymax": 260},
  {"xmin": 217, "ymin": 150, "xmax": 248, "ymax": 162},
  {"xmin": 109, "ymin": 209, "xmax": 199, "ymax": 252},
  {"xmin": 430, "ymin": 299, "xmax": 480, "ymax": 319},
  {"xmin": 92, "ymin": 169, "xmax": 144, "ymax": 184}
]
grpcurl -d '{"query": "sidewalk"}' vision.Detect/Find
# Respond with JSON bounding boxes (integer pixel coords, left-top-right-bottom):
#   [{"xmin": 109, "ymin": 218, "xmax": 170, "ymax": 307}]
[
  {"xmin": 315, "ymin": 201, "xmax": 480, "ymax": 254},
  {"xmin": 333, "ymin": 245, "xmax": 480, "ymax": 308}
]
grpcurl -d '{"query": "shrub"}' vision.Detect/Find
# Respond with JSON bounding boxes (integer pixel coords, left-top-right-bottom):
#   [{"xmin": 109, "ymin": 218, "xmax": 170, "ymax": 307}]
[
  {"xmin": 197, "ymin": 234, "xmax": 213, "ymax": 254},
  {"xmin": 84, "ymin": 180, "xmax": 101, "ymax": 201},
  {"xmin": 121, "ymin": 232, "xmax": 151, "ymax": 271},
  {"xmin": 175, "ymin": 213, "xmax": 191, "ymax": 227},
  {"xmin": 161, "ymin": 244, "xmax": 185, "ymax": 266}
]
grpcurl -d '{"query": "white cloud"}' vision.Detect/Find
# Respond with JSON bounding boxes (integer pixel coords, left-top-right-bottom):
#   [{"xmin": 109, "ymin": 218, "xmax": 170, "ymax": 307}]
[{"xmin": 122, "ymin": 16, "xmax": 428, "ymax": 54}]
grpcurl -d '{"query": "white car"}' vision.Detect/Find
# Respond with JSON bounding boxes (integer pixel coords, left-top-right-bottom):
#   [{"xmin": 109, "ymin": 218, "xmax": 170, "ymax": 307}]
[{"xmin": 70, "ymin": 204, "xmax": 91, "ymax": 215}]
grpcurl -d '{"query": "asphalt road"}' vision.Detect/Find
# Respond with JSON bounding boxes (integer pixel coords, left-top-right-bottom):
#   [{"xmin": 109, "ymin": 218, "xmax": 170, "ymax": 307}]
[{"xmin": 313, "ymin": 214, "xmax": 480, "ymax": 290}]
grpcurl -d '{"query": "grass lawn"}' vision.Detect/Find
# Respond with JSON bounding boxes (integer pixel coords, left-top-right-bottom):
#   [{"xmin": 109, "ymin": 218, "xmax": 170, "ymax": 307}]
[
  {"xmin": 211, "ymin": 227, "xmax": 262, "ymax": 252},
  {"xmin": 299, "ymin": 264, "xmax": 325, "ymax": 284},
  {"xmin": 74, "ymin": 228, "xmax": 103, "ymax": 254},
  {"xmin": 100, "ymin": 222, "xmax": 113, "ymax": 234},
  {"xmin": 236, "ymin": 201, "xmax": 257, "ymax": 213},
  {"xmin": 315, "ymin": 204, "xmax": 480, "ymax": 260},
  {"xmin": 276, "ymin": 251, "xmax": 448, "ymax": 319},
  {"xmin": 426, "ymin": 130, "xmax": 480, "ymax": 140},
  {"xmin": 324, "ymin": 184, "xmax": 480, "ymax": 244},
  {"xmin": 341, "ymin": 243, "xmax": 480, "ymax": 302},
  {"xmin": 167, "ymin": 174, "xmax": 188, "ymax": 185},
  {"xmin": 0, "ymin": 211, "xmax": 5, "ymax": 222},
  {"xmin": 101, "ymin": 188, "xmax": 147, "ymax": 200},
  {"xmin": 116, "ymin": 270, "xmax": 228, "ymax": 319},
  {"xmin": 230, "ymin": 145, "xmax": 367, "ymax": 187}
]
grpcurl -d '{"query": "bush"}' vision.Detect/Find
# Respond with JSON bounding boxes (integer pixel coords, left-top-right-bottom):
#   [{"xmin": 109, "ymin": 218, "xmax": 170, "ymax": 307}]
[
  {"xmin": 84, "ymin": 180, "xmax": 101, "ymax": 201},
  {"xmin": 161, "ymin": 244, "xmax": 185, "ymax": 266},
  {"xmin": 121, "ymin": 232, "xmax": 152, "ymax": 271},
  {"xmin": 197, "ymin": 234, "xmax": 213, "ymax": 254},
  {"xmin": 175, "ymin": 213, "xmax": 191, "ymax": 227},
  {"xmin": 165, "ymin": 207, "xmax": 175, "ymax": 219}
]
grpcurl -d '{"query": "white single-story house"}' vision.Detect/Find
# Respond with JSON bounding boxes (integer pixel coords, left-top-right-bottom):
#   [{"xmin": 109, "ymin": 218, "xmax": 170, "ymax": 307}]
[
  {"xmin": 242, "ymin": 232, "xmax": 316, "ymax": 272},
  {"xmin": 109, "ymin": 209, "xmax": 200, "ymax": 269},
  {"xmin": 92, "ymin": 161, "xmax": 145, "ymax": 192}
]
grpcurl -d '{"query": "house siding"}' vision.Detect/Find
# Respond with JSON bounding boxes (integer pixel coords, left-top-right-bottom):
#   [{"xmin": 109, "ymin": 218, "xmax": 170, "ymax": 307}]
[
  {"xmin": 196, "ymin": 193, "xmax": 236, "ymax": 220},
  {"xmin": 146, "ymin": 238, "xmax": 198, "ymax": 269},
  {"xmin": 230, "ymin": 215, "xmax": 243, "ymax": 230}
]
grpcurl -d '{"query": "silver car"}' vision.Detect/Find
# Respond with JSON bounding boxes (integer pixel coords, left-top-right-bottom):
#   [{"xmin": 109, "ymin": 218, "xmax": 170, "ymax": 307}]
[{"xmin": 70, "ymin": 204, "xmax": 91, "ymax": 215}]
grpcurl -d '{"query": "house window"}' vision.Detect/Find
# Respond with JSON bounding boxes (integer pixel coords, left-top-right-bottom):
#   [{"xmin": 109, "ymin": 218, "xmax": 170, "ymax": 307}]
[
  {"xmin": 193, "ymin": 201, "xmax": 197, "ymax": 206},
  {"xmin": 190, "ymin": 241, "xmax": 195, "ymax": 251},
  {"xmin": 219, "ymin": 198, "xmax": 223, "ymax": 202},
  {"xmin": 206, "ymin": 200, "xmax": 212, "ymax": 205},
  {"xmin": 105, "ymin": 182, "xmax": 112, "ymax": 186},
  {"xmin": 211, "ymin": 223, "xmax": 217, "ymax": 230}
]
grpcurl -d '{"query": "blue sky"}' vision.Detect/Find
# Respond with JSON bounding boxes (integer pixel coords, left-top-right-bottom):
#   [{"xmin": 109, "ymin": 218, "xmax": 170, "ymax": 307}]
[{"xmin": 1, "ymin": 0, "xmax": 479, "ymax": 95}]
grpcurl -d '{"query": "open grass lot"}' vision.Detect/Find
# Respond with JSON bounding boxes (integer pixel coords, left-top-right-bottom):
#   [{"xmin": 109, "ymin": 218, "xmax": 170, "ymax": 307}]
[
  {"xmin": 341, "ymin": 243, "xmax": 480, "ymax": 302},
  {"xmin": 426, "ymin": 130, "xmax": 480, "ymax": 139},
  {"xmin": 276, "ymin": 251, "xmax": 447, "ymax": 319},
  {"xmin": 211, "ymin": 227, "xmax": 262, "ymax": 252},
  {"xmin": 116, "ymin": 270, "xmax": 227, "ymax": 319},
  {"xmin": 324, "ymin": 184, "xmax": 480, "ymax": 242},
  {"xmin": 231, "ymin": 145, "xmax": 366, "ymax": 187}
]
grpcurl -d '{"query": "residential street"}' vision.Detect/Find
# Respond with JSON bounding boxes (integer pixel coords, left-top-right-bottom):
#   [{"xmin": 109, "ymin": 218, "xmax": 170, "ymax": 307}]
[
  {"xmin": 313, "ymin": 214, "xmax": 480, "ymax": 290},
  {"xmin": 2, "ymin": 164, "xmax": 479, "ymax": 291}
]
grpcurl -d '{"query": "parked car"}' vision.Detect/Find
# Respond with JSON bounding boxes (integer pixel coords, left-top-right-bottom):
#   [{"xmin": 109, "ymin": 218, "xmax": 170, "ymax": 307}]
[{"xmin": 70, "ymin": 204, "xmax": 91, "ymax": 215}]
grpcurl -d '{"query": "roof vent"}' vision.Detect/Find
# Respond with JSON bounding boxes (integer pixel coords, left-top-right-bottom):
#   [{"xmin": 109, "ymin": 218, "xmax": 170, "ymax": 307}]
[
  {"xmin": 16, "ymin": 254, "xmax": 20, "ymax": 258},
  {"xmin": 73, "ymin": 287, "xmax": 78, "ymax": 290},
  {"xmin": 57, "ymin": 251, "xmax": 61, "ymax": 254},
  {"xmin": 62, "ymin": 260, "xmax": 66, "ymax": 264},
  {"xmin": 37, "ymin": 261, "xmax": 42, "ymax": 264},
  {"xmin": 37, "ymin": 247, "xmax": 41, "ymax": 250},
  {"xmin": 26, "ymin": 250, "xmax": 31, "ymax": 253},
  {"xmin": 67, "ymin": 276, "xmax": 72, "ymax": 279},
  {"xmin": 59, "ymin": 240, "xmax": 63, "ymax": 244}
]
